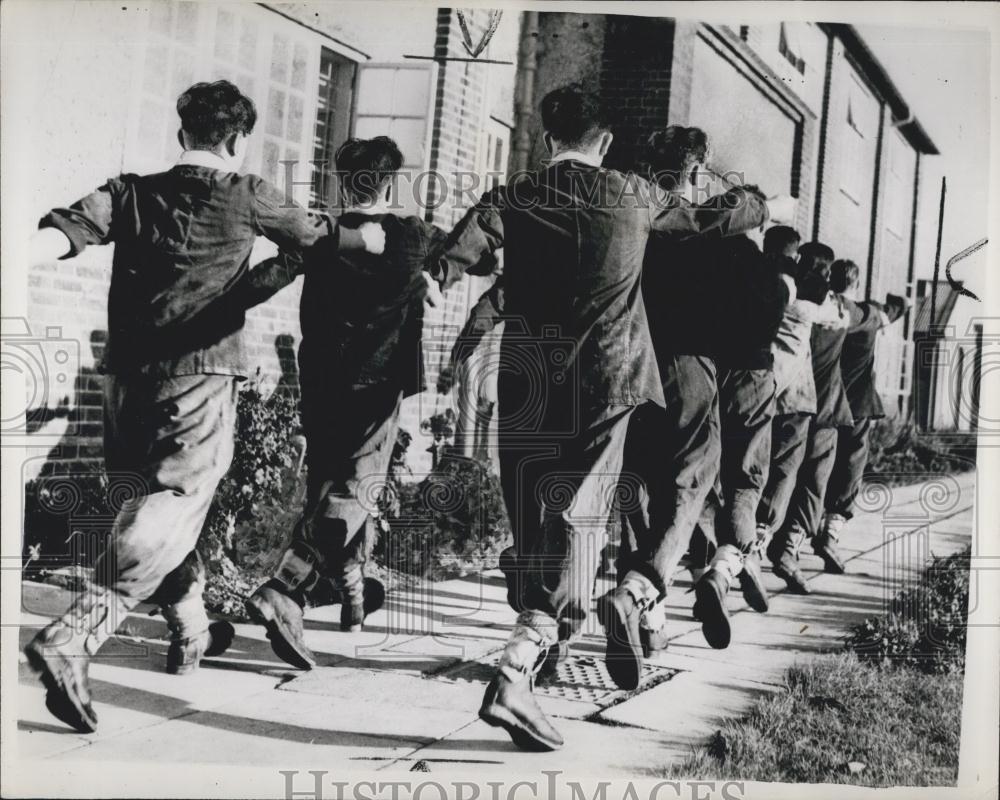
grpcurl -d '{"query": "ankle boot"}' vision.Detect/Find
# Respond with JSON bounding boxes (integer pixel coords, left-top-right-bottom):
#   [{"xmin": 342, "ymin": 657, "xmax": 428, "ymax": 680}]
[
  {"xmin": 479, "ymin": 623, "xmax": 564, "ymax": 751},
  {"xmin": 767, "ymin": 528, "xmax": 811, "ymax": 594},
  {"xmin": 694, "ymin": 544, "xmax": 742, "ymax": 649},
  {"xmin": 738, "ymin": 525, "xmax": 771, "ymax": 613},
  {"xmin": 814, "ymin": 513, "xmax": 847, "ymax": 574},
  {"xmin": 23, "ymin": 588, "xmax": 126, "ymax": 733},
  {"xmin": 598, "ymin": 571, "xmax": 659, "ymax": 690},
  {"xmin": 339, "ymin": 576, "xmax": 386, "ymax": 632},
  {"xmin": 165, "ymin": 621, "xmax": 236, "ymax": 675},
  {"xmin": 246, "ymin": 580, "xmax": 316, "ymax": 670}
]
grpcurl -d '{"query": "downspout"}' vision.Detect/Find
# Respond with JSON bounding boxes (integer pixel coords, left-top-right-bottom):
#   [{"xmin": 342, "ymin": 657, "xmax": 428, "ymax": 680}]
[
  {"xmin": 864, "ymin": 101, "xmax": 886, "ymax": 300},
  {"xmin": 511, "ymin": 11, "xmax": 539, "ymax": 173},
  {"xmin": 812, "ymin": 32, "xmax": 835, "ymax": 240},
  {"xmin": 902, "ymin": 151, "xmax": 921, "ymax": 417}
]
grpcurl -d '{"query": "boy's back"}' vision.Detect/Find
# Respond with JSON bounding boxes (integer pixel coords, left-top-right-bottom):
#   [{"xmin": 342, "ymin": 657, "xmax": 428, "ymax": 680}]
[
  {"xmin": 43, "ymin": 158, "xmax": 324, "ymax": 377},
  {"xmin": 299, "ymin": 212, "xmax": 443, "ymax": 397}
]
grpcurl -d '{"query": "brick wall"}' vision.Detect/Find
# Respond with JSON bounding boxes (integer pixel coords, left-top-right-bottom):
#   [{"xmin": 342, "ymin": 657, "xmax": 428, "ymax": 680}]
[{"xmin": 599, "ymin": 15, "xmax": 676, "ymax": 174}]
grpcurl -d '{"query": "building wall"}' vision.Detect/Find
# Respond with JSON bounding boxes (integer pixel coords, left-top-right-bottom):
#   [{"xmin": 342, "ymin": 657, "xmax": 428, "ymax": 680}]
[
  {"xmin": 18, "ymin": 1, "xmax": 519, "ymax": 480},
  {"xmin": 814, "ymin": 40, "xmax": 883, "ymax": 272}
]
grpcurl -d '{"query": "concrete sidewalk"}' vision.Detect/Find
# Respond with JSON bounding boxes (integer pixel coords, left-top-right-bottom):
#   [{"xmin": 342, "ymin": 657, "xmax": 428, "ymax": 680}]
[{"xmin": 15, "ymin": 472, "xmax": 976, "ymax": 779}]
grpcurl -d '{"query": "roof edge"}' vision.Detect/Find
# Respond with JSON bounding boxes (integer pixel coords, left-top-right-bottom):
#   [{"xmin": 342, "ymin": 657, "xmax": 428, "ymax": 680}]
[{"xmin": 819, "ymin": 23, "xmax": 939, "ymax": 155}]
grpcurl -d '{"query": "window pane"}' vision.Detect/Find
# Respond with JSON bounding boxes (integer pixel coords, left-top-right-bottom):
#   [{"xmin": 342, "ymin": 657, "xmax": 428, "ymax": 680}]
[
  {"xmin": 215, "ymin": 9, "xmax": 236, "ymax": 62},
  {"xmin": 271, "ymin": 33, "xmax": 289, "ymax": 84},
  {"xmin": 355, "ymin": 69, "xmax": 395, "ymax": 115},
  {"xmin": 138, "ymin": 99, "xmax": 166, "ymax": 157},
  {"xmin": 176, "ymin": 1, "xmax": 198, "ymax": 44},
  {"xmin": 287, "ymin": 93, "xmax": 304, "ymax": 142},
  {"xmin": 172, "ymin": 54, "xmax": 195, "ymax": 99},
  {"xmin": 144, "ymin": 44, "xmax": 169, "ymax": 95},
  {"xmin": 291, "ymin": 41, "xmax": 309, "ymax": 90},
  {"xmin": 150, "ymin": 2, "xmax": 172, "ymax": 36},
  {"xmin": 262, "ymin": 139, "xmax": 280, "ymax": 184},
  {"xmin": 239, "ymin": 18, "xmax": 258, "ymax": 70},
  {"xmin": 392, "ymin": 68, "xmax": 430, "ymax": 116},
  {"xmin": 266, "ymin": 88, "xmax": 286, "ymax": 137}
]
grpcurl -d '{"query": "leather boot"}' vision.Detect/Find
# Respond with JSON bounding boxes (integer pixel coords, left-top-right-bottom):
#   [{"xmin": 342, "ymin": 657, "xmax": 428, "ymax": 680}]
[
  {"xmin": 738, "ymin": 525, "xmax": 771, "ymax": 613},
  {"xmin": 814, "ymin": 513, "xmax": 847, "ymax": 574},
  {"xmin": 597, "ymin": 571, "xmax": 659, "ymax": 690},
  {"xmin": 479, "ymin": 624, "xmax": 564, "ymax": 751},
  {"xmin": 166, "ymin": 621, "xmax": 236, "ymax": 675},
  {"xmin": 246, "ymin": 581, "xmax": 316, "ymax": 670},
  {"xmin": 339, "ymin": 577, "xmax": 386, "ymax": 632},
  {"xmin": 23, "ymin": 588, "xmax": 126, "ymax": 733},
  {"xmin": 693, "ymin": 544, "xmax": 742, "ymax": 649},
  {"xmin": 767, "ymin": 527, "xmax": 811, "ymax": 594}
]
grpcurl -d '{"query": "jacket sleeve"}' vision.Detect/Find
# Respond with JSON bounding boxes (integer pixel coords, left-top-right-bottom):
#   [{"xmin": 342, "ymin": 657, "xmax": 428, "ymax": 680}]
[
  {"xmin": 252, "ymin": 178, "xmax": 364, "ymax": 251},
  {"xmin": 426, "ymin": 190, "xmax": 504, "ymax": 291},
  {"xmin": 648, "ymin": 183, "xmax": 769, "ymax": 239},
  {"xmin": 39, "ymin": 178, "xmax": 124, "ymax": 256}
]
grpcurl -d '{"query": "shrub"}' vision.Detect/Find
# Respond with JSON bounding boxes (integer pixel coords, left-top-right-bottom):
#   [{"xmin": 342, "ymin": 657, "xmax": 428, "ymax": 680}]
[
  {"xmin": 199, "ymin": 377, "xmax": 306, "ymax": 617},
  {"xmin": 22, "ymin": 464, "xmax": 118, "ymax": 580},
  {"xmin": 865, "ymin": 416, "xmax": 974, "ymax": 485},
  {"xmin": 844, "ymin": 546, "xmax": 971, "ymax": 674},
  {"xmin": 373, "ymin": 428, "xmax": 511, "ymax": 580}
]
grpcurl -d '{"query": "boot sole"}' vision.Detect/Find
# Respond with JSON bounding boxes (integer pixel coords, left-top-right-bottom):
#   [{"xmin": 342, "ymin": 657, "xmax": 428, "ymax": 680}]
[
  {"xmin": 815, "ymin": 552, "xmax": 846, "ymax": 575},
  {"xmin": 596, "ymin": 593, "xmax": 643, "ymax": 691},
  {"xmin": 693, "ymin": 578, "xmax": 731, "ymax": 649},
  {"xmin": 479, "ymin": 703, "xmax": 562, "ymax": 751},
  {"xmin": 24, "ymin": 642, "xmax": 98, "ymax": 733},
  {"xmin": 245, "ymin": 597, "xmax": 316, "ymax": 670}
]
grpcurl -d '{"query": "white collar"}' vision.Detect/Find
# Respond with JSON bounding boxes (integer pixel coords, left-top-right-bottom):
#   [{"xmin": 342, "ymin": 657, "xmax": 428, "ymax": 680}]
[
  {"xmin": 547, "ymin": 150, "xmax": 603, "ymax": 168},
  {"xmin": 176, "ymin": 150, "xmax": 231, "ymax": 170}
]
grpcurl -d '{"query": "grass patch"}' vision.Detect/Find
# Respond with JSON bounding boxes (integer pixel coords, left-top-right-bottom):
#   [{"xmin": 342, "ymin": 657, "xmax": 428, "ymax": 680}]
[
  {"xmin": 665, "ymin": 548, "xmax": 969, "ymax": 785},
  {"xmin": 664, "ymin": 654, "xmax": 963, "ymax": 786}
]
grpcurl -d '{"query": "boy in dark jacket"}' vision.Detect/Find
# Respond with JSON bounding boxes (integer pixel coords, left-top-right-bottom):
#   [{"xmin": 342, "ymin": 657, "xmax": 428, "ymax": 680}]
[
  {"xmin": 244, "ymin": 136, "xmax": 448, "ymax": 670},
  {"xmin": 23, "ymin": 81, "xmax": 383, "ymax": 734},
  {"xmin": 691, "ymin": 225, "xmax": 797, "ymax": 649}
]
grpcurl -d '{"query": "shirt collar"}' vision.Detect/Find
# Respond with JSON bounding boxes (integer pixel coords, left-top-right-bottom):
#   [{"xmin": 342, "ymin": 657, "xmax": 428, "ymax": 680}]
[
  {"xmin": 175, "ymin": 149, "xmax": 231, "ymax": 170},
  {"xmin": 547, "ymin": 149, "xmax": 603, "ymax": 168}
]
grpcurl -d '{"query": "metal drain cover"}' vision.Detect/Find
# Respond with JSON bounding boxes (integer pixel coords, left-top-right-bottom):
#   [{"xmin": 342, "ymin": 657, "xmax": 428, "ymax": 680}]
[{"xmin": 435, "ymin": 652, "xmax": 677, "ymax": 707}]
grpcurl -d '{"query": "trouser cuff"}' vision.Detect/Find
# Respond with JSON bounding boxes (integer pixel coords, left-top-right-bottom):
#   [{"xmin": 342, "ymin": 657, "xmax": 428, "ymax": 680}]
[{"xmin": 161, "ymin": 594, "xmax": 210, "ymax": 642}]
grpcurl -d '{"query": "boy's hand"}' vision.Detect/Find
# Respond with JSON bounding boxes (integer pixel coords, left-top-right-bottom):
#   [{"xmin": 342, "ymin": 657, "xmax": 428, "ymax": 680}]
[
  {"xmin": 359, "ymin": 221, "xmax": 386, "ymax": 255},
  {"xmin": 766, "ymin": 194, "xmax": 797, "ymax": 225},
  {"xmin": 423, "ymin": 272, "xmax": 444, "ymax": 308}
]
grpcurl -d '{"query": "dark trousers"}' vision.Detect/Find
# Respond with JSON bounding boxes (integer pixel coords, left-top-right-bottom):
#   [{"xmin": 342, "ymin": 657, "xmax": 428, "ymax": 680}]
[
  {"xmin": 287, "ymin": 383, "xmax": 403, "ymax": 590},
  {"xmin": 825, "ymin": 417, "xmax": 874, "ymax": 519},
  {"xmin": 619, "ymin": 355, "xmax": 721, "ymax": 593},
  {"xmin": 500, "ymin": 403, "xmax": 634, "ymax": 639},
  {"xmin": 98, "ymin": 374, "xmax": 239, "ymax": 606},
  {"xmin": 756, "ymin": 412, "xmax": 811, "ymax": 534},
  {"xmin": 779, "ymin": 421, "xmax": 840, "ymax": 539},
  {"xmin": 714, "ymin": 368, "xmax": 777, "ymax": 549}
]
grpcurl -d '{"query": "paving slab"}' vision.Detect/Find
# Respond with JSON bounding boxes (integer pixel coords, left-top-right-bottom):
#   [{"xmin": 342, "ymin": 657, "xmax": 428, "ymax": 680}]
[{"xmin": 12, "ymin": 473, "xmax": 976, "ymax": 780}]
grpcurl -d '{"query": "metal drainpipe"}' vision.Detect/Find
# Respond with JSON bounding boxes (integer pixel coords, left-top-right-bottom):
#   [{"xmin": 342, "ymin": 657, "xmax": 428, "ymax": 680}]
[{"xmin": 511, "ymin": 11, "xmax": 539, "ymax": 174}]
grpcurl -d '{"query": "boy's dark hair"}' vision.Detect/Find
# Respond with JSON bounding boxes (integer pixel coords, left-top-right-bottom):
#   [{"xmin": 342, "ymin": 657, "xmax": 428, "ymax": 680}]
[
  {"xmin": 798, "ymin": 240, "xmax": 835, "ymax": 271},
  {"xmin": 647, "ymin": 126, "xmax": 709, "ymax": 190},
  {"xmin": 335, "ymin": 136, "xmax": 404, "ymax": 205},
  {"xmin": 764, "ymin": 225, "xmax": 801, "ymax": 258},
  {"xmin": 540, "ymin": 84, "xmax": 609, "ymax": 147},
  {"xmin": 177, "ymin": 80, "xmax": 257, "ymax": 149},
  {"xmin": 830, "ymin": 259, "xmax": 861, "ymax": 294}
]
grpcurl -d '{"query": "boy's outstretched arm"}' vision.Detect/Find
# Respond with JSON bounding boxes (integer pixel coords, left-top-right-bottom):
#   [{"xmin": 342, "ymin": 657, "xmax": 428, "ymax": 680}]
[
  {"xmin": 426, "ymin": 191, "xmax": 504, "ymax": 292},
  {"xmin": 36, "ymin": 179, "xmax": 120, "ymax": 259},
  {"xmin": 229, "ymin": 217, "xmax": 385, "ymax": 311},
  {"xmin": 648, "ymin": 182, "xmax": 773, "ymax": 239}
]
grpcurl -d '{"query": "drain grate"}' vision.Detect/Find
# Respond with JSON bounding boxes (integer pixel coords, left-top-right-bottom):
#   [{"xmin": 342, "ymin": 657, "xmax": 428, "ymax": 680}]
[{"xmin": 435, "ymin": 651, "xmax": 677, "ymax": 707}]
